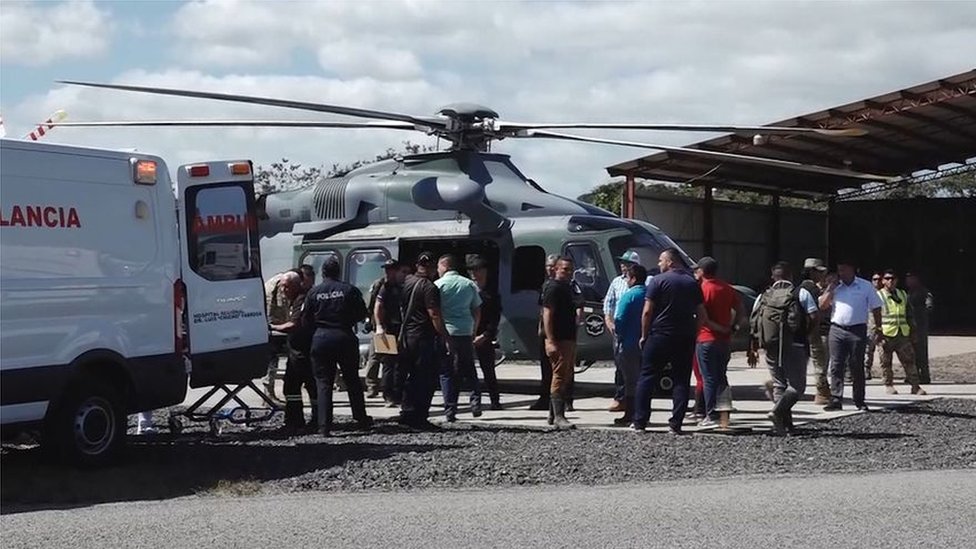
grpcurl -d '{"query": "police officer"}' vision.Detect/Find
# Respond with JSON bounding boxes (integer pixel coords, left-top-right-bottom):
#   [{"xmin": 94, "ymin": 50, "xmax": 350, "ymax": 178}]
[{"xmin": 302, "ymin": 258, "xmax": 372, "ymax": 436}]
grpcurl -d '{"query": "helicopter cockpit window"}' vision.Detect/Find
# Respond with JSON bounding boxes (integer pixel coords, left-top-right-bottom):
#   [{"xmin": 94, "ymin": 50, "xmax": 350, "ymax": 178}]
[
  {"xmin": 609, "ymin": 229, "xmax": 692, "ymax": 275},
  {"xmin": 346, "ymin": 249, "xmax": 390, "ymax": 300},
  {"xmin": 564, "ymin": 243, "xmax": 608, "ymax": 301},
  {"xmin": 185, "ymin": 184, "xmax": 259, "ymax": 282},
  {"xmin": 512, "ymin": 245, "xmax": 546, "ymax": 292}
]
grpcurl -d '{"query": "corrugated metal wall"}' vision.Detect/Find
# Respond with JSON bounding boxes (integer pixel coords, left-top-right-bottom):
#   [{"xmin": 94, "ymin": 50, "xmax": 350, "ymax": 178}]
[
  {"xmin": 634, "ymin": 192, "xmax": 826, "ymax": 290},
  {"xmin": 634, "ymin": 193, "xmax": 975, "ymax": 331},
  {"xmin": 831, "ymin": 198, "xmax": 976, "ymax": 331}
]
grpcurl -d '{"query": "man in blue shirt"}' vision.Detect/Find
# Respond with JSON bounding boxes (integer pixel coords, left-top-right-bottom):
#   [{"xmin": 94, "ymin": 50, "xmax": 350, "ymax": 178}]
[
  {"xmin": 605, "ymin": 250, "xmax": 641, "ymax": 413},
  {"xmin": 612, "ymin": 264, "xmax": 647, "ymax": 427},
  {"xmin": 633, "ymin": 248, "xmax": 705, "ymax": 435}
]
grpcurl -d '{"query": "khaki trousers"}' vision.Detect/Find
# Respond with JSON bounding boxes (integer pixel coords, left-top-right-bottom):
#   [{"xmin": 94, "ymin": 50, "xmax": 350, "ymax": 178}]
[
  {"xmin": 546, "ymin": 340, "xmax": 577, "ymax": 397},
  {"xmin": 880, "ymin": 335, "xmax": 921, "ymax": 386}
]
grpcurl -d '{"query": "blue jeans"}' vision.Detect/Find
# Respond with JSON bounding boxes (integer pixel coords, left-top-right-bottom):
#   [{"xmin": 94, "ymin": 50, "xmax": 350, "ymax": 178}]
[
  {"xmin": 613, "ymin": 343, "xmax": 626, "ymax": 401},
  {"xmin": 696, "ymin": 340, "xmax": 731, "ymax": 420},
  {"xmin": 439, "ymin": 335, "xmax": 481, "ymax": 416},
  {"xmin": 633, "ymin": 333, "xmax": 695, "ymax": 430}
]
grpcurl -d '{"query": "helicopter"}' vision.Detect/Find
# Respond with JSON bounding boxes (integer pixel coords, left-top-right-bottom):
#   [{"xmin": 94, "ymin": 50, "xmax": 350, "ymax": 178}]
[{"xmin": 49, "ymin": 81, "xmax": 887, "ymax": 377}]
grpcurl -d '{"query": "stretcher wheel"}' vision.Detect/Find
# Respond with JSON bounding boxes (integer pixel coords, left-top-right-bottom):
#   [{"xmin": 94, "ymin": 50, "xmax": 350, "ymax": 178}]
[
  {"xmin": 168, "ymin": 415, "xmax": 183, "ymax": 435},
  {"xmin": 208, "ymin": 417, "xmax": 222, "ymax": 437}
]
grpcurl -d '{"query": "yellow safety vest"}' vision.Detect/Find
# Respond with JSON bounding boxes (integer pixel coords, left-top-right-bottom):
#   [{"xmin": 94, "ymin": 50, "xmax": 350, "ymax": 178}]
[{"xmin": 878, "ymin": 288, "xmax": 911, "ymax": 337}]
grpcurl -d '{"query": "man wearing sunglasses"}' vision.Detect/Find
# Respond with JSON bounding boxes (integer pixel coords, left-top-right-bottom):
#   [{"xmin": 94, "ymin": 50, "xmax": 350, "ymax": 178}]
[
  {"xmin": 865, "ymin": 272, "xmax": 884, "ymax": 380},
  {"xmin": 876, "ymin": 270, "xmax": 927, "ymax": 395}
]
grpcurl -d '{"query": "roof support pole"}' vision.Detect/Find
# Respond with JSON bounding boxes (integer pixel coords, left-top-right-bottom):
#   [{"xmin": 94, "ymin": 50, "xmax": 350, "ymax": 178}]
[
  {"xmin": 825, "ymin": 199, "xmax": 833, "ymax": 268},
  {"xmin": 770, "ymin": 193, "xmax": 782, "ymax": 266},
  {"xmin": 624, "ymin": 173, "xmax": 636, "ymax": 218},
  {"xmin": 703, "ymin": 185, "xmax": 714, "ymax": 257}
]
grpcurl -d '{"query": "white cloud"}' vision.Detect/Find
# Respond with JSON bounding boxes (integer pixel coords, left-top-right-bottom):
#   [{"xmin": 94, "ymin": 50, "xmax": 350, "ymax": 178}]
[
  {"xmin": 7, "ymin": 1, "xmax": 975, "ymax": 199},
  {"xmin": 0, "ymin": 0, "xmax": 113, "ymax": 65}
]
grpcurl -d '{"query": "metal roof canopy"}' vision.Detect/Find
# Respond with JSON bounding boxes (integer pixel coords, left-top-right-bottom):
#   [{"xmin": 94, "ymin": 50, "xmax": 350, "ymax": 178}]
[{"xmin": 607, "ymin": 70, "xmax": 976, "ymax": 199}]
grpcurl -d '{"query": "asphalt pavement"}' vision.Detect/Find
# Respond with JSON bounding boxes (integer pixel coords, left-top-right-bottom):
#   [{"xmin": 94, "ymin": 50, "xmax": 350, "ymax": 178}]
[{"xmin": 2, "ymin": 469, "xmax": 972, "ymax": 548}]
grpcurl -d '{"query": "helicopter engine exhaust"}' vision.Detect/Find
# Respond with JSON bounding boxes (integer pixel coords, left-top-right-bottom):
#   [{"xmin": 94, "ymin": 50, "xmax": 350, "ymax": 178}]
[{"xmin": 412, "ymin": 175, "xmax": 510, "ymax": 232}]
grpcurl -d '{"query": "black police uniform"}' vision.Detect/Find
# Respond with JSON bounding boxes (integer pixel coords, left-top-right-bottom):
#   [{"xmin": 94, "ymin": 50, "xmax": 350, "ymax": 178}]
[{"xmin": 302, "ymin": 276, "xmax": 371, "ymax": 434}]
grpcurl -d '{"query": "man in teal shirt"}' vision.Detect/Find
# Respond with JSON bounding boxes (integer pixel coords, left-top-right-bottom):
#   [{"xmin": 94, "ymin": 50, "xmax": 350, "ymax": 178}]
[
  {"xmin": 612, "ymin": 264, "xmax": 647, "ymax": 426},
  {"xmin": 435, "ymin": 254, "xmax": 483, "ymax": 421}
]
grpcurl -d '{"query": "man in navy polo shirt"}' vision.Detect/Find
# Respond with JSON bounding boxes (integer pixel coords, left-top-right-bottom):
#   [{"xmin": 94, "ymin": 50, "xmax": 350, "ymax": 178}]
[{"xmin": 633, "ymin": 248, "xmax": 706, "ymax": 435}]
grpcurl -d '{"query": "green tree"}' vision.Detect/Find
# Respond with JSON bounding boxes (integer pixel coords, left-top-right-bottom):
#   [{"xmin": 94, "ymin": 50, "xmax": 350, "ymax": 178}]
[{"xmin": 255, "ymin": 141, "xmax": 437, "ymax": 194}]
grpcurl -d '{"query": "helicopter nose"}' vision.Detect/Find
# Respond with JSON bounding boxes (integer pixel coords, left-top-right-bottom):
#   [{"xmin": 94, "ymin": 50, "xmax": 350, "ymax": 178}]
[{"xmin": 412, "ymin": 175, "xmax": 485, "ymax": 211}]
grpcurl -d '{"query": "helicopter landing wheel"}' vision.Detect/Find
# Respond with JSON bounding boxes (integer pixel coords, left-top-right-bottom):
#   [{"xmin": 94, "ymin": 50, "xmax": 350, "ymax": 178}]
[{"xmin": 574, "ymin": 359, "xmax": 595, "ymax": 374}]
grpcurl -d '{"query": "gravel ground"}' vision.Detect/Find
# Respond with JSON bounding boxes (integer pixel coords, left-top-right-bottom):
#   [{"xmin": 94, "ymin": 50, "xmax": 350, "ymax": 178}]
[
  {"xmin": 928, "ymin": 352, "xmax": 976, "ymax": 383},
  {"xmin": 3, "ymin": 398, "xmax": 974, "ymax": 511}
]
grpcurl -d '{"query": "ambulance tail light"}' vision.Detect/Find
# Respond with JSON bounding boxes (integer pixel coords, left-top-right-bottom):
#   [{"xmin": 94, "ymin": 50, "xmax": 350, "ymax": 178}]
[
  {"xmin": 188, "ymin": 165, "xmax": 210, "ymax": 177},
  {"xmin": 132, "ymin": 159, "xmax": 158, "ymax": 185},
  {"xmin": 229, "ymin": 162, "xmax": 251, "ymax": 176},
  {"xmin": 174, "ymin": 279, "xmax": 189, "ymax": 355}
]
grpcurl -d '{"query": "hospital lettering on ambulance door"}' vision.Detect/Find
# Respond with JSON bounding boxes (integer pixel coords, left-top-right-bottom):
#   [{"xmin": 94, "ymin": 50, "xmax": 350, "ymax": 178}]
[{"xmin": 0, "ymin": 205, "xmax": 81, "ymax": 228}]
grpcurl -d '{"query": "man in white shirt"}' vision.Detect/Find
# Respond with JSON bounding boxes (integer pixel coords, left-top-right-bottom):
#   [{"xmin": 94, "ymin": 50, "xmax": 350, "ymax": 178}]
[{"xmin": 818, "ymin": 259, "xmax": 883, "ymax": 411}]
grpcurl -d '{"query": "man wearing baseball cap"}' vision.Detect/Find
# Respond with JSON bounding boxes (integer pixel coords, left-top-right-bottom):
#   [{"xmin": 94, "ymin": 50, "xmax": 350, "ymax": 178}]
[
  {"xmin": 604, "ymin": 249, "xmax": 642, "ymax": 412},
  {"xmin": 398, "ymin": 251, "xmax": 448, "ymax": 429},
  {"xmin": 800, "ymin": 258, "xmax": 830, "ymax": 404}
]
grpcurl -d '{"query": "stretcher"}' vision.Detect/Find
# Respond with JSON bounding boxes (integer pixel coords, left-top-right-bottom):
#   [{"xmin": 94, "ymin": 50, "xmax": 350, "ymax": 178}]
[{"xmin": 167, "ymin": 333, "xmax": 285, "ymax": 436}]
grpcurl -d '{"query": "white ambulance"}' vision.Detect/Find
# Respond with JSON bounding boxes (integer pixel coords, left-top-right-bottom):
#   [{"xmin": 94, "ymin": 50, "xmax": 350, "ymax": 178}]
[{"xmin": 0, "ymin": 138, "xmax": 270, "ymax": 465}]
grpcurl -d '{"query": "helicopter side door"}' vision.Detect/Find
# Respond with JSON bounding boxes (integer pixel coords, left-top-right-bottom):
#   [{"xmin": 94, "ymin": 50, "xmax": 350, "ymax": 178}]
[{"xmin": 562, "ymin": 241, "xmax": 614, "ymax": 365}]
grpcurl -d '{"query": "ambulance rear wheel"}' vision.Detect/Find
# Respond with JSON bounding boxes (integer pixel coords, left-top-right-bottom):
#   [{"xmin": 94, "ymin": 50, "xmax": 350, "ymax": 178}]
[{"xmin": 46, "ymin": 379, "xmax": 125, "ymax": 467}]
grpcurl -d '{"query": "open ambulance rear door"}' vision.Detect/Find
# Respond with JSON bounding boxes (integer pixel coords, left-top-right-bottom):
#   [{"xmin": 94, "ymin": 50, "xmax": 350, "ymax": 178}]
[{"xmin": 177, "ymin": 161, "xmax": 269, "ymax": 388}]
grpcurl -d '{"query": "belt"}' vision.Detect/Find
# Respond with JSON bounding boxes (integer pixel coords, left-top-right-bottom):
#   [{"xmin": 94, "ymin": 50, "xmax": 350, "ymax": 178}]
[{"xmin": 831, "ymin": 323, "xmax": 866, "ymax": 330}]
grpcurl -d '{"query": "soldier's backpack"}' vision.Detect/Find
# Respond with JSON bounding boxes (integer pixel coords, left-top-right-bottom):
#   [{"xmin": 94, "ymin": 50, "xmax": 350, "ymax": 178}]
[{"xmin": 751, "ymin": 280, "xmax": 805, "ymax": 348}]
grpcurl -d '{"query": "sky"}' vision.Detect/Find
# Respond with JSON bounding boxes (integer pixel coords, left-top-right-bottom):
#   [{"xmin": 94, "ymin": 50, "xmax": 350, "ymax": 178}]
[{"xmin": 1, "ymin": 0, "xmax": 974, "ymax": 199}]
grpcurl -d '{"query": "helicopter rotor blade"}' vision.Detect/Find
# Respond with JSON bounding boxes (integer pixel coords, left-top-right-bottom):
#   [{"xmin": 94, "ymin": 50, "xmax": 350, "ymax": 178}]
[
  {"xmin": 498, "ymin": 122, "xmax": 867, "ymax": 137},
  {"xmin": 57, "ymin": 80, "xmax": 445, "ymax": 128},
  {"xmin": 522, "ymin": 129, "xmax": 898, "ymax": 182},
  {"xmin": 45, "ymin": 119, "xmax": 420, "ymax": 129}
]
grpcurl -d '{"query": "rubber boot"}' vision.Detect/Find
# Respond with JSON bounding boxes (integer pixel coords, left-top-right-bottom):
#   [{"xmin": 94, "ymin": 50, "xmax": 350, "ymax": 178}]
[
  {"xmin": 551, "ymin": 394, "xmax": 575, "ymax": 430},
  {"xmin": 547, "ymin": 400, "xmax": 555, "ymax": 425}
]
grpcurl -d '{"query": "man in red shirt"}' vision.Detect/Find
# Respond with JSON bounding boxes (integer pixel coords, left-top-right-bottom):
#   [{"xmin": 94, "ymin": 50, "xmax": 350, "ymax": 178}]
[{"xmin": 695, "ymin": 257, "xmax": 745, "ymax": 426}]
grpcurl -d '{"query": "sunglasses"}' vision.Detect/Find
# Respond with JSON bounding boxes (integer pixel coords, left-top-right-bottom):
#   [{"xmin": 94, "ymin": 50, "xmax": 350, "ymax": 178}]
[
  {"xmin": 884, "ymin": 276, "xmax": 895, "ymax": 280},
  {"xmin": 872, "ymin": 277, "xmax": 881, "ymax": 281}
]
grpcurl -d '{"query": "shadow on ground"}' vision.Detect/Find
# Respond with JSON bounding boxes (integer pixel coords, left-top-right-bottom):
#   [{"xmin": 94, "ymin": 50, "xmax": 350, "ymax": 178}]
[{"xmin": 0, "ymin": 427, "xmax": 452, "ymax": 514}]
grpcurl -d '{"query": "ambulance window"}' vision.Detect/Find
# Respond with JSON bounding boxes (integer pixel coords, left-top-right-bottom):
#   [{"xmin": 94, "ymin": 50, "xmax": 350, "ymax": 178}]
[
  {"xmin": 347, "ymin": 249, "xmax": 390, "ymax": 299},
  {"xmin": 564, "ymin": 242, "xmax": 608, "ymax": 301},
  {"xmin": 185, "ymin": 184, "xmax": 260, "ymax": 281},
  {"xmin": 512, "ymin": 245, "xmax": 546, "ymax": 292}
]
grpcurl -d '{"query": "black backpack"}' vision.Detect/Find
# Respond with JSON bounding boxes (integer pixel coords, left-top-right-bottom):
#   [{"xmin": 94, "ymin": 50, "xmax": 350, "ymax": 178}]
[{"xmin": 751, "ymin": 281, "xmax": 806, "ymax": 348}]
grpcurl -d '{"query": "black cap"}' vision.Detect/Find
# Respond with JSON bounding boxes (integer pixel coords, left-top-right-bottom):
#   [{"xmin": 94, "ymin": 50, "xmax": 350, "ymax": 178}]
[
  {"xmin": 694, "ymin": 256, "xmax": 718, "ymax": 276},
  {"xmin": 837, "ymin": 258, "xmax": 857, "ymax": 267},
  {"xmin": 383, "ymin": 258, "xmax": 401, "ymax": 269},
  {"xmin": 416, "ymin": 251, "xmax": 434, "ymax": 265}
]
